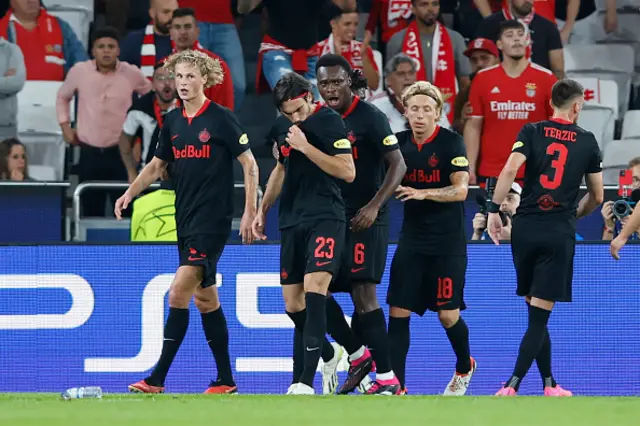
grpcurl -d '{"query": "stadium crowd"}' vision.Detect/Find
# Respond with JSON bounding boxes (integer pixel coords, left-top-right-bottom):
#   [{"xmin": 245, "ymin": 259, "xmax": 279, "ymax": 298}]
[{"xmin": 0, "ymin": 0, "xmax": 639, "ymax": 241}]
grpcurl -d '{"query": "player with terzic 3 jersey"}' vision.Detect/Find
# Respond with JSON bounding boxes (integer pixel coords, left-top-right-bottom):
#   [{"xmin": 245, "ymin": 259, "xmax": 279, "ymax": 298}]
[
  {"xmin": 114, "ymin": 49, "xmax": 260, "ymax": 395},
  {"xmin": 252, "ymin": 72, "xmax": 356, "ymax": 395},
  {"xmin": 316, "ymin": 54, "xmax": 407, "ymax": 396},
  {"xmin": 489, "ymin": 79, "xmax": 604, "ymax": 397},
  {"xmin": 387, "ymin": 81, "xmax": 476, "ymax": 396}
]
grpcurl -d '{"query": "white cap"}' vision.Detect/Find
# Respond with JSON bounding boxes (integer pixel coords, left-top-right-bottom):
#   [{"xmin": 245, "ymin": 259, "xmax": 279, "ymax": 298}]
[{"xmin": 510, "ymin": 182, "xmax": 522, "ymax": 195}]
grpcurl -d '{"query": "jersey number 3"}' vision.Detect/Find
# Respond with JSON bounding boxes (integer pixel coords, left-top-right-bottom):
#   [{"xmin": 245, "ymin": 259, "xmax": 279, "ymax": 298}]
[{"xmin": 540, "ymin": 142, "xmax": 568, "ymax": 190}]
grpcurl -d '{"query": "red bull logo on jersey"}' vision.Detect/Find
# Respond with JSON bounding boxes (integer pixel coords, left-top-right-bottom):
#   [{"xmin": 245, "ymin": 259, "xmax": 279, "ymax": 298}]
[
  {"xmin": 404, "ymin": 169, "xmax": 440, "ymax": 183},
  {"xmin": 490, "ymin": 100, "xmax": 537, "ymax": 120},
  {"xmin": 172, "ymin": 144, "xmax": 211, "ymax": 159}
]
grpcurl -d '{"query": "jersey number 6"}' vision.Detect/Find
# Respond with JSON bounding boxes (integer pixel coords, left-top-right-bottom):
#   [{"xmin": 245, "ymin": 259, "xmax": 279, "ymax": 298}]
[{"xmin": 540, "ymin": 142, "xmax": 568, "ymax": 190}]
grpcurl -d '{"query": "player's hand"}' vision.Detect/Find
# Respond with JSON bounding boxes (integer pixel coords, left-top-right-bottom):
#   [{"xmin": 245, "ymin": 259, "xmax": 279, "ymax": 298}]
[
  {"xmin": 601, "ymin": 200, "xmax": 615, "ymax": 229},
  {"xmin": 351, "ymin": 202, "xmax": 379, "ymax": 232},
  {"xmin": 610, "ymin": 234, "xmax": 628, "ymax": 260},
  {"xmin": 286, "ymin": 125, "xmax": 310, "ymax": 154},
  {"xmin": 472, "ymin": 212, "xmax": 486, "ymax": 236},
  {"xmin": 251, "ymin": 212, "xmax": 267, "ymax": 241},
  {"xmin": 487, "ymin": 212, "xmax": 503, "ymax": 245},
  {"xmin": 239, "ymin": 210, "xmax": 256, "ymax": 244},
  {"xmin": 114, "ymin": 192, "xmax": 132, "ymax": 220},
  {"xmin": 395, "ymin": 185, "xmax": 425, "ymax": 201}
]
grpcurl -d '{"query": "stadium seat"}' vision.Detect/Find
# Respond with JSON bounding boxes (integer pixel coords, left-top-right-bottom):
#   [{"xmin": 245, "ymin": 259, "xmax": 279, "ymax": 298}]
[
  {"xmin": 371, "ymin": 49, "xmax": 384, "ymax": 97},
  {"xmin": 28, "ymin": 164, "xmax": 57, "ymax": 181},
  {"xmin": 603, "ymin": 138, "xmax": 640, "ymax": 185},
  {"xmin": 17, "ymin": 81, "xmax": 71, "ymax": 181},
  {"xmin": 577, "ymin": 104, "xmax": 616, "ymax": 150},
  {"xmin": 573, "ymin": 77, "xmax": 619, "ymax": 117},
  {"xmin": 621, "ymin": 110, "xmax": 640, "ymax": 139},
  {"xmin": 48, "ymin": 5, "xmax": 93, "ymax": 50},
  {"xmin": 564, "ymin": 44, "xmax": 635, "ymax": 117}
]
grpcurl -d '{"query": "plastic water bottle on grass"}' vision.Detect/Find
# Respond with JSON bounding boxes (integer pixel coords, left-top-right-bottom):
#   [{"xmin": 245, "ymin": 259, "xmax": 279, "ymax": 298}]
[{"xmin": 61, "ymin": 387, "xmax": 103, "ymax": 400}]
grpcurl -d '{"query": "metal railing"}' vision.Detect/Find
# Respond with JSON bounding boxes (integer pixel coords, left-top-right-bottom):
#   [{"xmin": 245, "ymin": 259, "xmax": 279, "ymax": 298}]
[
  {"xmin": 0, "ymin": 181, "xmax": 70, "ymax": 188},
  {"xmin": 72, "ymin": 182, "xmax": 263, "ymax": 241}
]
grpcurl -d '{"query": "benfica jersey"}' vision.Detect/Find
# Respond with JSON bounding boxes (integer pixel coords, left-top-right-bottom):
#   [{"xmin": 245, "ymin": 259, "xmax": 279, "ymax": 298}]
[{"xmin": 467, "ymin": 63, "xmax": 556, "ymax": 178}]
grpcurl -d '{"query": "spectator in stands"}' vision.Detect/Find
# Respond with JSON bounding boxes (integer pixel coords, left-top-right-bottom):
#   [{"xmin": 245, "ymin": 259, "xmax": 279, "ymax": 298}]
[
  {"xmin": 238, "ymin": 0, "xmax": 356, "ymax": 99},
  {"xmin": 119, "ymin": 0, "xmax": 178, "ymax": 79},
  {"xmin": 370, "ymin": 52, "xmax": 450, "ymax": 131},
  {"xmin": 556, "ymin": 0, "xmax": 618, "ymax": 45},
  {"xmin": 474, "ymin": 0, "xmax": 570, "ymax": 27},
  {"xmin": 56, "ymin": 27, "xmax": 151, "ymax": 217},
  {"xmin": 602, "ymin": 156, "xmax": 640, "ymax": 240},
  {"xmin": 472, "ymin": 182, "xmax": 521, "ymax": 240},
  {"xmin": 179, "ymin": 0, "xmax": 246, "ymax": 111},
  {"xmin": 364, "ymin": 0, "xmax": 414, "ymax": 48},
  {"xmin": 0, "ymin": 0, "xmax": 87, "ymax": 81},
  {"xmin": 475, "ymin": 0, "xmax": 565, "ymax": 78},
  {"xmin": 119, "ymin": 62, "xmax": 176, "ymax": 183},
  {"xmin": 317, "ymin": 8, "xmax": 380, "ymax": 91},
  {"xmin": 453, "ymin": 37, "xmax": 499, "ymax": 132},
  {"xmin": 464, "ymin": 20, "xmax": 556, "ymax": 185},
  {"xmin": 0, "ymin": 36, "xmax": 25, "ymax": 140},
  {"xmin": 168, "ymin": 7, "xmax": 234, "ymax": 110},
  {"xmin": 386, "ymin": 0, "xmax": 471, "ymax": 126},
  {"xmin": 0, "ymin": 137, "xmax": 28, "ymax": 180}
]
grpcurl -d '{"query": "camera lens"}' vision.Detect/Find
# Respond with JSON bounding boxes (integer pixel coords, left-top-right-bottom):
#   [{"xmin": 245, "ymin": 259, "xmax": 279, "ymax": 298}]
[{"xmin": 613, "ymin": 200, "xmax": 631, "ymax": 219}]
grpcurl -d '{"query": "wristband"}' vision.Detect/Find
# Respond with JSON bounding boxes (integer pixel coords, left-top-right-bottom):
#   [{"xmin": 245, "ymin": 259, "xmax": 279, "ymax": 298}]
[{"xmin": 487, "ymin": 201, "xmax": 501, "ymax": 214}]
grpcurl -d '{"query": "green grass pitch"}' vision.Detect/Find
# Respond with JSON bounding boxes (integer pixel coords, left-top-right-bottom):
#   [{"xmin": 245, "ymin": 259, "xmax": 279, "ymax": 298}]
[{"xmin": 1, "ymin": 394, "xmax": 639, "ymax": 426}]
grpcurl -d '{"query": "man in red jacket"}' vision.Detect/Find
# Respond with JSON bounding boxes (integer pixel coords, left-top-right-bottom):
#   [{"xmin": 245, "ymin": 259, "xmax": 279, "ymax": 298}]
[{"xmin": 168, "ymin": 7, "xmax": 234, "ymax": 110}]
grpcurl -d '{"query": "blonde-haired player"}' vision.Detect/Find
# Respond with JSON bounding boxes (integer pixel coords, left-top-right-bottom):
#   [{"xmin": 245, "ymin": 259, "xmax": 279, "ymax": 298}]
[
  {"xmin": 387, "ymin": 81, "xmax": 476, "ymax": 396},
  {"xmin": 116, "ymin": 49, "xmax": 259, "ymax": 394}
]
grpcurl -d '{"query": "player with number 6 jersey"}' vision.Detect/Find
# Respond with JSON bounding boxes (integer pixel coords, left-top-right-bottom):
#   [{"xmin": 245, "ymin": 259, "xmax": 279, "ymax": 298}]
[
  {"xmin": 387, "ymin": 81, "xmax": 476, "ymax": 397},
  {"xmin": 488, "ymin": 79, "xmax": 604, "ymax": 397}
]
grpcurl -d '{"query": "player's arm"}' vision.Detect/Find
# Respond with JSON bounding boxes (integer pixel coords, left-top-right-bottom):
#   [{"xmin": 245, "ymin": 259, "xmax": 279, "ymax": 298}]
[
  {"xmin": 237, "ymin": 150, "xmax": 259, "ymax": 215},
  {"xmin": 286, "ymin": 125, "xmax": 356, "ymax": 183},
  {"xmin": 115, "ymin": 155, "xmax": 168, "ymax": 219},
  {"xmin": 492, "ymin": 152, "xmax": 526, "ymax": 207},
  {"xmin": 395, "ymin": 172, "xmax": 469, "ymax": 203},
  {"xmin": 576, "ymin": 172, "xmax": 604, "ymax": 218},
  {"xmin": 253, "ymin": 161, "xmax": 285, "ymax": 240},
  {"xmin": 237, "ymin": 0, "xmax": 262, "ymax": 13}
]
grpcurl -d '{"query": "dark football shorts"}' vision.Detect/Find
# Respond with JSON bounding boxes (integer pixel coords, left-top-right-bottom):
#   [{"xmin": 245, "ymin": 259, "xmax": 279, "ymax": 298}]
[
  {"xmin": 329, "ymin": 225, "xmax": 389, "ymax": 293},
  {"xmin": 511, "ymin": 217, "xmax": 576, "ymax": 302},
  {"xmin": 280, "ymin": 219, "xmax": 346, "ymax": 285},
  {"xmin": 178, "ymin": 233, "xmax": 227, "ymax": 288},
  {"xmin": 387, "ymin": 243, "xmax": 467, "ymax": 316}
]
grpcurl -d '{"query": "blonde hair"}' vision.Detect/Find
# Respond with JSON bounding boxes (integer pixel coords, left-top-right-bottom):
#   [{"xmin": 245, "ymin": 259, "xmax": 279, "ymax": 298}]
[
  {"xmin": 163, "ymin": 49, "xmax": 223, "ymax": 89},
  {"xmin": 401, "ymin": 81, "xmax": 444, "ymax": 117}
]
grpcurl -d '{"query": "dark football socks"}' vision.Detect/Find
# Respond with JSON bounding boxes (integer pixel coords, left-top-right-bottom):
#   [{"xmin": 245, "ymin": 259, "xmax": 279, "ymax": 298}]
[
  {"xmin": 359, "ymin": 308, "xmax": 393, "ymax": 374},
  {"xmin": 299, "ymin": 292, "xmax": 327, "ymax": 388},
  {"xmin": 201, "ymin": 307, "xmax": 235, "ymax": 385},
  {"xmin": 326, "ymin": 296, "xmax": 363, "ymax": 355},
  {"xmin": 536, "ymin": 327, "xmax": 557, "ymax": 388},
  {"xmin": 444, "ymin": 317, "xmax": 472, "ymax": 374},
  {"xmin": 287, "ymin": 309, "xmax": 334, "ymax": 372},
  {"xmin": 506, "ymin": 305, "xmax": 551, "ymax": 391},
  {"xmin": 147, "ymin": 307, "xmax": 189, "ymax": 386},
  {"xmin": 388, "ymin": 316, "xmax": 411, "ymax": 388}
]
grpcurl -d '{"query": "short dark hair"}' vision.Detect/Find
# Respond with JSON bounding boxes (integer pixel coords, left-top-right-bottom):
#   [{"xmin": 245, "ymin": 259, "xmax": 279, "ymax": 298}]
[
  {"xmin": 551, "ymin": 79, "xmax": 584, "ymax": 109},
  {"xmin": 171, "ymin": 7, "xmax": 197, "ymax": 22},
  {"xmin": 316, "ymin": 53, "xmax": 353, "ymax": 75},
  {"xmin": 499, "ymin": 20, "xmax": 526, "ymax": 38},
  {"xmin": 273, "ymin": 72, "xmax": 314, "ymax": 108},
  {"xmin": 92, "ymin": 27, "xmax": 120, "ymax": 46}
]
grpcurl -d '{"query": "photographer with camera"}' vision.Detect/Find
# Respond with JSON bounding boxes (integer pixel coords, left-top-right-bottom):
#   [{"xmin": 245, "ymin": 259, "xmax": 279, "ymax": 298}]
[
  {"xmin": 601, "ymin": 157, "xmax": 640, "ymax": 241},
  {"xmin": 472, "ymin": 180, "xmax": 521, "ymax": 241}
]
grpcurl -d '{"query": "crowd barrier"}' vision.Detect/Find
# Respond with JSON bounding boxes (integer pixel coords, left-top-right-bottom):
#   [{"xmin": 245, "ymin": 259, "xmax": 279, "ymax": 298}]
[{"xmin": 0, "ymin": 243, "xmax": 638, "ymax": 396}]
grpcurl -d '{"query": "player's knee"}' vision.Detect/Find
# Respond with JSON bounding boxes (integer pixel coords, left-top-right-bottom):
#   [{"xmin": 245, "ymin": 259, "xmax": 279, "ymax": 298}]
[
  {"xmin": 194, "ymin": 291, "xmax": 220, "ymax": 313},
  {"xmin": 304, "ymin": 271, "xmax": 332, "ymax": 295},
  {"xmin": 438, "ymin": 309, "xmax": 460, "ymax": 328},
  {"xmin": 168, "ymin": 286, "xmax": 191, "ymax": 308},
  {"xmin": 389, "ymin": 306, "xmax": 411, "ymax": 318},
  {"xmin": 282, "ymin": 286, "xmax": 305, "ymax": 312},
  {"xmin": 351, "ymin": 283, "xmax": 380, "ymax": 314}
]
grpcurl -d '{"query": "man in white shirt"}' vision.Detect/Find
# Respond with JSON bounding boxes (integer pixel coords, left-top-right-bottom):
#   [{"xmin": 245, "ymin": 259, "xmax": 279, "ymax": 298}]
[{"xmin": 370, "ymin": 53, "xmax": 450, "ymax": 133}]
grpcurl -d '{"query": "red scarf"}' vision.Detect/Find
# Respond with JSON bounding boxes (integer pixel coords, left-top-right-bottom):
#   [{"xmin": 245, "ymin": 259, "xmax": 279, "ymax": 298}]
[
  {"xmin": 0, "ymin": 8, "xmax": 64, "ymax": 79},
  {"xmin": 502, "ymin": 6, "xmax": 533, "ymax": 61},
  {"xmin": 401, "ymin": 21, "xmax": 457, "ymax": 123},
  {"xmin": 386, "ymin": 0, "xmax": 413, "ymax": 39},
  {"xmin": 318, "ymin": 34, "xmax": 368, "ymax": 72},
  {"xmin": 140, "ymin": 23, "xmax": 159, "ymax": 80}
]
